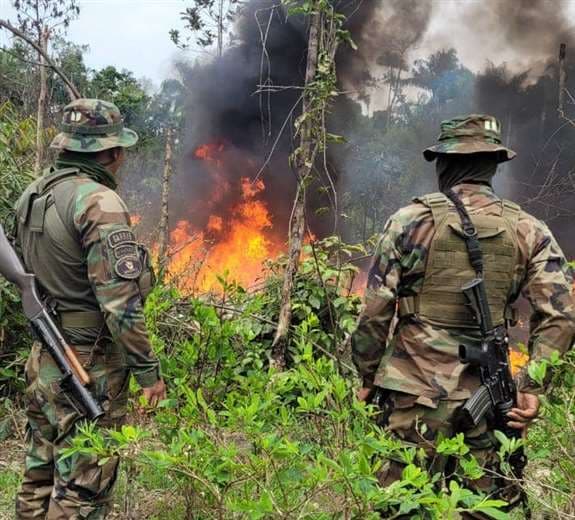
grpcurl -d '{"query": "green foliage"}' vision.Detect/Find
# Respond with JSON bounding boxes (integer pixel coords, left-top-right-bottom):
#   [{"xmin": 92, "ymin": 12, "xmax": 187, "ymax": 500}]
[
  {"xmin": 0, "ymin": 466, "xmax": 21, "ymax": 512},
  {"xmin": 50, "ymin": 37, "xmax": 91, "ymax": 103},
  {"xmin": 61, "ymin": 239, "xmax": 513, "ymax": 518},
  {"xmin": 169, "ymin": 0, "xmax": 241, "ymax": 52},
  {"xmin": 12, "ymin": 0, "xmax": 80, "ymax": 35},
  {"xmin": 0, "ymin": 102, "xmax": 35, "ymax": 223},
  {"xmin": 0, "ymin": 101, "xmax": 35, "ymax": 399},
  {"xmin": 525, "ymin": 350, "xmax": 575, "ymax": 517},
  {"xmin": 88, "ymin": 66, "xmax": 151, "ymax": 137}
]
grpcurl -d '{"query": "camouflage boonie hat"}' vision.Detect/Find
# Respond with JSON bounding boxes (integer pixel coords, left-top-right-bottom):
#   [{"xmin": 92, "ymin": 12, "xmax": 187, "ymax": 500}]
[
  {"xmin": 423, "ymin": 114, "xmax": 516, "ymax": 163},
  {"xmin": 50, "ymin": 98, "xmax": 138, "ymax": 153}
]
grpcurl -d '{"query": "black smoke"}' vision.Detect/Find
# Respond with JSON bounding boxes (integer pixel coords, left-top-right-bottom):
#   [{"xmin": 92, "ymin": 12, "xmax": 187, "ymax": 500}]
[
  {"xmin": 164, "ymin": 0, "xmax": 575, "ymax": 255},
  {"xmin": 470, "ymin": 0, "xmax": 575, "ymax": 250},
  {"xmin": 167, "ymin": 0, "xmax": 436, "ymax": 240},
  {"xmin": 169, "ymin": 0, "xmax": 366, "ymax": 239}
]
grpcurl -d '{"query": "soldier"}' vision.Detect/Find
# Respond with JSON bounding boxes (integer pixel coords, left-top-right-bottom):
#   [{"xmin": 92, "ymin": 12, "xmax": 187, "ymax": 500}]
[
  {"xmin": 14, "ymin": 98, "xmax": 166, "ymax": 519},
  {"xmin": 352, "ymin": 114, "xmax": 575, "ymax": 517}
]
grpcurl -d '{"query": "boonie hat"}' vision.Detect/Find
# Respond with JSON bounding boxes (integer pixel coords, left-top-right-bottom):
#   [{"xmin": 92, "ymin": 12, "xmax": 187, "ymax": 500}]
[
  {"xmin": 423, "ymin": 114, "xmax": 516, "ymax": 163},
  {"xmin": 51, "ymin": 98, "xmax": 138, "ymax": 153}
]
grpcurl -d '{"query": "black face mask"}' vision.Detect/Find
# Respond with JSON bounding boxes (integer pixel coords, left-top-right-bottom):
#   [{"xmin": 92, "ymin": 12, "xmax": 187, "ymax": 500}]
[{"xmin": 436, "ymin": 153, "xmax": 499, "ymax": 193}]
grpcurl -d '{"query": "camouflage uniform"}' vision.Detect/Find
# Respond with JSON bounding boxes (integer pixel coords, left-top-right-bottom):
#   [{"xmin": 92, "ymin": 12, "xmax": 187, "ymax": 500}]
[
  {"xmin": 14, "ymin": 99, "xmax": 160, "ymax": 519},
  {"xmin": 352, "ymin": 115, "xmax": 575, "ymax": 517}
]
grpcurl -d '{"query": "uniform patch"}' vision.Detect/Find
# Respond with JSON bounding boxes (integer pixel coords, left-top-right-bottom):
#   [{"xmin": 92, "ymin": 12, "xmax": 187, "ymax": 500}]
[
  {"xmin": 107, "ymin": 229, "xmax": 136, "ymax": 248},
  {"xmin": 113, "ymin": 244, "xmax": 137, "ymax": 259},
  {"xmin": 114, "ymin": 256, "xmax": 142, "ymax": 279}
]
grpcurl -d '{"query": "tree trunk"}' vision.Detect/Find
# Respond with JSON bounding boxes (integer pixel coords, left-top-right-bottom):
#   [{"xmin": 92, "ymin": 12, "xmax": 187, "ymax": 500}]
[
  {"xmin": 157, "ymin": 127, "xmax": 173, "ymax": 280},
  {"xmin": 217, "ymin": 0, "xmax": 224, "ymax": 58},
  {"xmin": 558, "ymin": 43, "xmax": 567, "ymax": 116},
  {"xmin": 270, "ymin": 7, "xmax": 322, "ymax": 371},
  {"xmin": 34, "ymin": 28, "xmax": 49, "ymax": 175}
]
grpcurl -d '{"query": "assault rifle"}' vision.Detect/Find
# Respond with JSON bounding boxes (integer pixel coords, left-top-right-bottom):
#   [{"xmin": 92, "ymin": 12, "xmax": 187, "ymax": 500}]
[
  {"xmin": 0, "ymin": 224, "xmax": 103, "ymax": 420},
  {"xmin": 444, "ymin": 188, "xmax": 527, "ymax": 489},
  {"xmin": 456, "ymin": 277, "xmax": 519, "ymax": 435},
  {"xmin": 455, "ymin": 277, "xmax": 527, "ymax": 480}
]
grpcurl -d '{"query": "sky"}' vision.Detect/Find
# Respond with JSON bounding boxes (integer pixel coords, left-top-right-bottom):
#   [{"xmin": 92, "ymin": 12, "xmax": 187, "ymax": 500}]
[
  {"xmin": 0, "ymin": 0, "xmax": 197, "ymax": 86},
  {"xmin": 1, "ymin": 0, "xmax": 575, "ymax": 89}
]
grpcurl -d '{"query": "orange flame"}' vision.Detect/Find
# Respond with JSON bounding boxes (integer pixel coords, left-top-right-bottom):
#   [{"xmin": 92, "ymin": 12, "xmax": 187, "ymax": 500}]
[
  {"xmin": 207, "ymin": 215, "xmax": 223, "ymax": 232},
  {"xmin": 166, "ymin": 143, "xmax": 284, "ymax": 292},
  {"xmin": 194, "ymin": 142, "xmax": 224, "ymax": 162},
  {"xmin": 509, "ymin": 348, "xmax": 530, "ymax": 376}
]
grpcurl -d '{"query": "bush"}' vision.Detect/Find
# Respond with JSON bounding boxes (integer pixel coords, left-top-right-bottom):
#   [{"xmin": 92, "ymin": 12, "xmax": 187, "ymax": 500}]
[
  {"xmin": 62, "ymin": 240, "xmax": 513, "ymax": 519},
  {"xmin": 0, "ymin": 102, "xmax": 36, "ymax": 400}
]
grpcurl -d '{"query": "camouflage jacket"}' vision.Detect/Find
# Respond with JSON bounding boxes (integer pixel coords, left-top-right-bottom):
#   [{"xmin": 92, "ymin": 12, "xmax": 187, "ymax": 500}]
[
  {"xmin": 15, "ymin": 163, "xmax": 160, "ymax": 388},
  {"xmin": 352, "ymin": 183, "xmax": 575, "ymax": 406}
]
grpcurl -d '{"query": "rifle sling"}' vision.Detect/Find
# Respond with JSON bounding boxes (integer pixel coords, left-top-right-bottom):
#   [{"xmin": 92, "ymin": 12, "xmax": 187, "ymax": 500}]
[{"xmin": 444, "ymin": 189, "xmax": 484, "ymax": 277}]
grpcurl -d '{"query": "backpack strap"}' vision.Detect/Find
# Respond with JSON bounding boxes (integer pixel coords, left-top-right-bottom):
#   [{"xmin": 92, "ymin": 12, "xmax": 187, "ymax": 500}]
[
  {"xmin": 445, "ymin": 189, "xmax": 484, "ymax": 277},
  {"xmin": 20, "ymin": 168, "xmax": 82, "ymax": 255},
  {"xmin": 417, "ymin": 192, "xmax": 451, "ymax": 227}
]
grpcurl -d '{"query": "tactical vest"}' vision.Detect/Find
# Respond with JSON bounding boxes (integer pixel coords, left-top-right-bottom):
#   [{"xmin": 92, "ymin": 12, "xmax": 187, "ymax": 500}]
[
  {"xmin": 15, "ymin": 168, "xmax": 154, "ymax": 333},
  {"xmin": 398, "ymin": 192, "xmax": 520, "ymax": 329}
]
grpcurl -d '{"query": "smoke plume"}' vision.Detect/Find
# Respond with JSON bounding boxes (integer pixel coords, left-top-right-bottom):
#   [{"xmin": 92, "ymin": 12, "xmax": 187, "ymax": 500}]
[
  {"xmin": 158, "ymin": 0, "xmax": 575, "ymax": 276},
  {"xmin": 169, "ymin": 0, "xmax": 386, "ymax": 241}
]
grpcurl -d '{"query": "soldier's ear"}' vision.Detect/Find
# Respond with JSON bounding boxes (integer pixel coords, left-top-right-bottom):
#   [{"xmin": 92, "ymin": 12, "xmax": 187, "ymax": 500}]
[{"xmin": 112, "ymin": 147, "xmax": 124, "ymax": 161}]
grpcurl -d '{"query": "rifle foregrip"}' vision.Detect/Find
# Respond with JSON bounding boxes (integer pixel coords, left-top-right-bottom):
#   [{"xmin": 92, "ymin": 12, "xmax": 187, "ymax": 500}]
[
  {"xmin": 64, "ymin": 374, "xmax": 104, "ymax": 420},
  {"xmin": 63, "ymin": 345, "xmax": 91, "ymax": 386}
]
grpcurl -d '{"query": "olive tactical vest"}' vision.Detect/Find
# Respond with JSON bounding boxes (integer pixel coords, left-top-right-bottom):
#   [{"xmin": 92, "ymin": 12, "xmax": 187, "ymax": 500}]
[
  {"xmin": 15, "ymin": 168, "xmax": 154, "ymax": 339},
  {"xmin": 398, "ymin": 192, "xmax": 520, "ymax": 329}
]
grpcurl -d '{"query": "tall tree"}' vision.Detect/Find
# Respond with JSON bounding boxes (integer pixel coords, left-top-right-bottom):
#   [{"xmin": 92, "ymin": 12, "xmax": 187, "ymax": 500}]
[
  {"xmin": 170, "ymin": 0, "xmax": 241, "ymax": 58},
  {"xmin": 5, "ymin": 0, "xmax": 80, "ymax": 173},
  {"xmin": 271, "ymin": 0, "xmax": 351, "ymax": 370},
  {"xmin": 152, "ymin": 79, "xmax": 186, "ymax": 279},
  {"xmin": 49, "ymin": 38, "xmax": 89, "ymax": 106},
  {"xmin": 89, "ymin": 66, "xmax": 150, "ymax": 138}
]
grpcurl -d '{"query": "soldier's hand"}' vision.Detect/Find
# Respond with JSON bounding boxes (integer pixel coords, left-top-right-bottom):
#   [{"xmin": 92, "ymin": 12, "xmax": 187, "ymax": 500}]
[
  {"xmin": 507, "ymin": 392, "xmax": 540, "ymax": 430},
  {"xmin": 142, "ymin": 379, "xmax": 167, "ymax": 408},
  {"xmin": 357, "ymin": 387, "xmax": 375, "ymax": 402}
]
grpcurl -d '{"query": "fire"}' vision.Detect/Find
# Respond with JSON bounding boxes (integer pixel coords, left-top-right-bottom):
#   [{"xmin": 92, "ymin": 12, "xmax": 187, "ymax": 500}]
[
  {"xmin": 207, "ymin": 215, "xmax": 223, "ymax": 232},
  {"xmin": 509, "ymin": 348, "xmax": 530, "ymax": 377},
  {"xmin": 166, "ymin": 142, "xmax": 284, "ymax": 292},
  {"xmin": 130, "ymin": 214, "xmax": 142, "ymax": 226},
  {"xmin": 194, "ymin": 142, "xmax": 224, "ymax": 162}
]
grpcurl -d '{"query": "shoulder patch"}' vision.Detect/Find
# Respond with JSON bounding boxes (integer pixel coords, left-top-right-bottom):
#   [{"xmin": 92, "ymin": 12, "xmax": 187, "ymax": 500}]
[
  {"xmin": 114, "ymin": 256, "xmax": 142, "ymax": 280},
  {"xmin": 113, "ymin": 243, "xmax": 138, "ymax": 259},
  {"xmin": 108, "ymin": 229, "xmax": 136, "ymax": 248}
]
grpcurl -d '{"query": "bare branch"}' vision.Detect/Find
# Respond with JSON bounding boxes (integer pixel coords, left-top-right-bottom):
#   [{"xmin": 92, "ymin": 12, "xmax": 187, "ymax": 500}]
[{"xmin": 0, "ymin": 18, "xmax": 81, "ymax": 100}]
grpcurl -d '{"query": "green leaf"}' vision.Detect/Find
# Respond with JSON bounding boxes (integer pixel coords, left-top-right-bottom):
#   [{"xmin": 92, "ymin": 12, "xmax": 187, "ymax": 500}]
[{"xmin": 528, "ymin": 359, "xmax": 548, "ymax": 386}]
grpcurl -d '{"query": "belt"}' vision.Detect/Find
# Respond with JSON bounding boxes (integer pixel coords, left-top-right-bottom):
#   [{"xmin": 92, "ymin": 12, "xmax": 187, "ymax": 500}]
[
  {"xmin": 397, "ymin": 295, "xmax": 518, "ymax": 325},
  {"xmin": 60, "ymin": 310, "xmax": 106, "ymax": 329}
]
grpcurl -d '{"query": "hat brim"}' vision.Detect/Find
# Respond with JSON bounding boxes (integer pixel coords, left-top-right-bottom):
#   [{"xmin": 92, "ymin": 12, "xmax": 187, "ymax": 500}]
[
  {"xmin": 423, "ymin": 141, "xmax": 516, "ymax": 163},
  {"xmin": 50, "ymin": 127, "xmax": 139, "ymax": 153}
]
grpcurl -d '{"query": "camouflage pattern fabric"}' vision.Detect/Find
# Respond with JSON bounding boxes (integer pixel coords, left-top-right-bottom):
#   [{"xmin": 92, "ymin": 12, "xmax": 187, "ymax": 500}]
[
  {"xmin": 15, "ymin": 163, "xmax": 160, "ymax": 388},
  {"xmin": 423, "ymin": 114, "xmax": 516, "ymax": 163},
  {"xmin": 376, "ymin": 391, "xmax": 521, "ymax": 520},
  {"xmin": 15, "ymin": 99, "xmax": 158, "ymax": 517},
  {"xmin": 50, "ymin": 98, "xmax": 138, "ymax": 153},
  {"xmin": 16, "ymin": 342, "xmax": 128, "ymax": 519},
  {"xmin": 352, "ymin": 182, "xmax": 575, "ymax": 402}
]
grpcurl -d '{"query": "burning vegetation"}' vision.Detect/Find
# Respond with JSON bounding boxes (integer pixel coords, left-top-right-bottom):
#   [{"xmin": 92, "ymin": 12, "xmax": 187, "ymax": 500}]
[
  {"xmin": 125, "ymin": 0, "xmax": 575, "ymax": 293},
  {"xmin": 166, "ymin": 141, "xmax": 283, "ymax": 291}
]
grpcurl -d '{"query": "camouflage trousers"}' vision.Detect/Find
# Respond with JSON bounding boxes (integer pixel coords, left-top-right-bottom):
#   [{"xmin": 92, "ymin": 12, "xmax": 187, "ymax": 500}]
[
  {"xmin": 16, "ymin": 341, "xmax": 130, "ymax": 520},
  {"xmin": 376, "ymin": 391, "xmax": 524, "ymax": 520}
]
